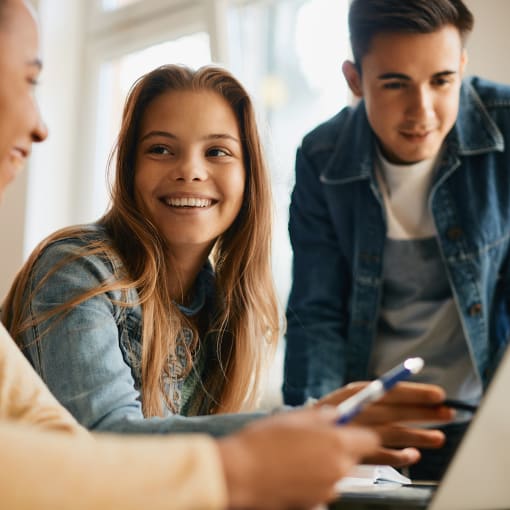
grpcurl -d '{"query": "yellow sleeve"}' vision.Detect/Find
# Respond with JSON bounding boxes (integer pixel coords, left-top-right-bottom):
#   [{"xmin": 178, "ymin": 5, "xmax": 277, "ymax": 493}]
[
  {"xmin": 0, "ymin": 323, "xmax": 83, "ymax": 433},
  {"xmin": 0, "ymin": 327, "xmax": 228, "ymax": 508},
  {"xmin": 0, "ymin": 422, "xmax": 228, "ymax": 510}
]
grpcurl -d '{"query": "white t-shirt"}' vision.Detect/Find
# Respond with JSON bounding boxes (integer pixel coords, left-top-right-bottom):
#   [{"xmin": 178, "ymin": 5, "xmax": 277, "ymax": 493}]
[{"xmin": 370, "ymin": 146, "xmax": 482, "ymax": 406}]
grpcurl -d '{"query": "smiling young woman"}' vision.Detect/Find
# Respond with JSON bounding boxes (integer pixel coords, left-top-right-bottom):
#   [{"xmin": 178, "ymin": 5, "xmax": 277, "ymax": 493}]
[{"xmin": 3, "ymin": 64, "xmax": 280, "ymax": 429}]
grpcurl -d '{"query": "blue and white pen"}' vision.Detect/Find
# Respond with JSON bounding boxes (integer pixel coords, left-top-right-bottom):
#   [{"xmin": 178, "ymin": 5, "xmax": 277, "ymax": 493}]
[{"xmin": 336, "ymin": 357, "xmax": 425, "ymax": 425}]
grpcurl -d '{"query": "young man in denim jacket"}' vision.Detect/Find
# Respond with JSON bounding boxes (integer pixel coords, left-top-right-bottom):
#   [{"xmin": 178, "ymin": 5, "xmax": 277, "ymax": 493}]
[{"xmin": 284, "ymin": 0, "xmax": 510, "ymax": 480}]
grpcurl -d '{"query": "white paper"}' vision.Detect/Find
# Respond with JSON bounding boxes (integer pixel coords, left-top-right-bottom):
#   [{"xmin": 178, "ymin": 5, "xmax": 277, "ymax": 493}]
[{"xmin": 335, "ymin": 464, "xmax": 411, "ymax": 491}]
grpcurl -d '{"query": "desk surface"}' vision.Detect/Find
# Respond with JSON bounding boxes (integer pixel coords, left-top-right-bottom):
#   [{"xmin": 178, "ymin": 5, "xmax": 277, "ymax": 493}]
[{"xmin": 329, "ymin": 485, "xmax": 435, "ymax": 510}]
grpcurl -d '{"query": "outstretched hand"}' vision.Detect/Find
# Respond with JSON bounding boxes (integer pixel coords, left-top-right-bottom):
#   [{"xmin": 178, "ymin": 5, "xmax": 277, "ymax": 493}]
[
  {"xmin": 317, "ymin": 381, "xmax": 455, "ymax": 467},
  {"xmin": 218, "ymin": 407, "xmax": 379, "ymax": 510}
]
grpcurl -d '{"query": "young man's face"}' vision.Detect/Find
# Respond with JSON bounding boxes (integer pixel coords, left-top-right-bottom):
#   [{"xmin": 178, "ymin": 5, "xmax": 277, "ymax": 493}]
[
  {"xmin": 0, "ymin": 0, "xmax": 47, "ymax": 200},
  {"xmin": 343, "ymin": 24, "xmax": 466, "ymax": 165}
]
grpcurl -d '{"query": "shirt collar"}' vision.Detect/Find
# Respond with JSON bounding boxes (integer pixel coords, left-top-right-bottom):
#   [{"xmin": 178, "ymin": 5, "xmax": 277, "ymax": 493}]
[{"xmin": 320, "ymin": 77, "xmax": 504, "ymax": 185}]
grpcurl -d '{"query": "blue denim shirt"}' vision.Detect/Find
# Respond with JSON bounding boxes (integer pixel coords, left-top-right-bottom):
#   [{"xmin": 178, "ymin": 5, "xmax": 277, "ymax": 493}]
[
  {"xmin": 16, "ymin": 225, "xmax": 264, "ymax": 435},
  {"xmin": 284, "ymin": 76, "xmax": 510, "ymax": 406}
]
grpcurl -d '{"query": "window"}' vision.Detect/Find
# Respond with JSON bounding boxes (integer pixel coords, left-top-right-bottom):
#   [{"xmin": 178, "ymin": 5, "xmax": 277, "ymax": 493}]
[
  {"xmin": 227, "ymin": 0, "xmax": 350, "ymax": 308},
  {"xmin": 101, "ymin": 0, "xmax": 140, "ymax": 11}
]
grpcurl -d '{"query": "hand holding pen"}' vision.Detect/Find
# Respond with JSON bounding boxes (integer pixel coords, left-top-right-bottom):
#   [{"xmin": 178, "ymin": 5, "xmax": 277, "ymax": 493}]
[
  {"xmin": 335, "ymin": 357, "xmax": 425, "ymax": 425},
  {"xmin": 332, "ymin": 358, "xmax": 477, "ymax": 425},
  {"xmin": 313, "ymin": 360, "xmax": 457, "ymax": 466}
]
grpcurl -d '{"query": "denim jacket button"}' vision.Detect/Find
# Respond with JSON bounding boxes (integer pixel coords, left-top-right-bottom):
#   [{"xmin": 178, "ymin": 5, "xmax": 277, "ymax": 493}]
[
  {"xmin": 469, "ymin": 303, "xmax": 482, "ymax": 316},
  {"xmin": 447, "ymin": 227, "xmax": 463, "ymax": 241}
]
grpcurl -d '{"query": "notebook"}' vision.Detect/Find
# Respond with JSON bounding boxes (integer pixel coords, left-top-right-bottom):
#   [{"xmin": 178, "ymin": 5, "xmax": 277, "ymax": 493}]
[
  {"xmin": 330, "ymin": 344, "xmax": 510, "ymax": 510},
  {"xmin": 336, "ymin": 464, "xmax": 411, "ymax": 489}
]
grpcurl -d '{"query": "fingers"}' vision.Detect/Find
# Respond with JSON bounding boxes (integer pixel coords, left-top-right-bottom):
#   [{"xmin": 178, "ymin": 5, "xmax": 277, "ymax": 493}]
[
  {"xmin": 219, "ymin": 409, "xmax": 382, "ymax": 510},
  {"xmin": 354, "ymin": 402, "xmax": 454, "ymax": 425},
  {"xmin": 377, "ymin": 382, "xmax": 446, "ymax": 405},
  {"xmin": 318, "ymin": 381, "xmax": 448, "ymax": 410},
  {"xmin": 315, "ymin": 381, "xmax": 454, "ymax": 473},
  {"xmin": 363, "ymin": 446, "xmax": 422, "ymax": 467},
  {"xmin": 361, "ymin": 424, "xmax": 446, "ymax": 468},
  {"xmin": 289, "ymin": 408, "xmax": 382, "ymax": 463},
  {"xmin": 335, "ymin": 425, "xmax": 381, "ymax": 460},
  {"xmin": 316, "ymin": 384, "xmax": 362, "ymax": 407},
  {"xmin": 374, "ymin": 425, "xmax": 446, "ymax": 449}
]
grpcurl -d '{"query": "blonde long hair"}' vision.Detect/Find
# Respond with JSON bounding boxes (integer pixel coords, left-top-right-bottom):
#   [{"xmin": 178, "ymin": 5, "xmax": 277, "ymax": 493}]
[{"xmin": 3, "ymin": 64, "xmax": 280, "ymax": 416}]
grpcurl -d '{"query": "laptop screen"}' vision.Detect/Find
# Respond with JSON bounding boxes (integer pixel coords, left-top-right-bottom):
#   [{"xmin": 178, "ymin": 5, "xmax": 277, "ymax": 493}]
[{"xmin": 428, "ymin": 345, "xmax": 510, "ymax": 510}]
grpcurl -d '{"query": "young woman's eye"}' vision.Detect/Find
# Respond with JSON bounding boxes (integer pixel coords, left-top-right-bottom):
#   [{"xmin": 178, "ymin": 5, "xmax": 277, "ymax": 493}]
[
  {"xmin": 27, "ymin": 77, "xmax": 39, "ymax": 86},
  {"xmin": 148, "ymin": 145, "xmax": 171, "ymax": 155},
  {"xmin": 207, "ymin": 147, "xmax": 230, "ymax": 157}
]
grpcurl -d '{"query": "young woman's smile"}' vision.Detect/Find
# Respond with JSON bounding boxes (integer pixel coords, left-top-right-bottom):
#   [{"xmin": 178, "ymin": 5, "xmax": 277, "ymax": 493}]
[{"xmin": 160, "ymin": 192, "xmax": 215, "ymax": 211}]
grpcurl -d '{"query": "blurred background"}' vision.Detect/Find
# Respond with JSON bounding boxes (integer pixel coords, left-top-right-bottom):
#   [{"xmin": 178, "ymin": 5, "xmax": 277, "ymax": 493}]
[{"xmin": 1, "ymin": 0, "xmax": 508, "ymax": 408}]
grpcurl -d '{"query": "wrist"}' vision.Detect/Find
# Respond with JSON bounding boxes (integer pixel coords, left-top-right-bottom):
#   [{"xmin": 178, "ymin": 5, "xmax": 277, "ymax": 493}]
[{"xmin": 217, "ymin": 435, "xmax": 256, "ymax": 509}]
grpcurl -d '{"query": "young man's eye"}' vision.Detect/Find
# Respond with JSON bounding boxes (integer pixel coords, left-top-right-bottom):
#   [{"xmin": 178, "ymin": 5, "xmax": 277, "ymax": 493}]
[
  {"xmin": 383, "ymin": 82, "xmax": 405, "ymax": 90},
  {"xmin": 433, "ymin": 77, "xmax": 451, "ymax": 87}
]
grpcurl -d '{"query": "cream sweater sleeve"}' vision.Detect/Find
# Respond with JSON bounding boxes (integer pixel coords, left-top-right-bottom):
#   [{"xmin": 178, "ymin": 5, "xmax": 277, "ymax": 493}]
[
  {"xmin": 0, "ymin": 324, "xmax": 228, "ymax": 509},
  {"xmin": 0, "ymin": 422, "xmax": 228, "ymax": 510},
  {"xmin": 0, "ymin": 323, "xmax": 82, "ymax": 433}
]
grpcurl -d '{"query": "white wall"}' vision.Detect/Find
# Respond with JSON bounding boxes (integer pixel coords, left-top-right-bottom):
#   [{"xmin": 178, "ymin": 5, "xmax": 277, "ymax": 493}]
[
  {"xmin": 464, "ymin": 0, "xmax": 510, "ymax": 84},
  {"xmin": 0, "ymin": 0, "xmax": 85, "ymax": 300},
  {"xmin": 0, "ymin": 172, "xmax": 28, "ymax": 300},
  {"xmin": 1, "ymin": 0, "xmax": 510, "ymax": 300}
]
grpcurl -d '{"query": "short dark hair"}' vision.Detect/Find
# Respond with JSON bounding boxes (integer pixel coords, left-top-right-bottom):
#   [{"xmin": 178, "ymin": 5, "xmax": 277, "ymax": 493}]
[{"xmin": 348, "ymin": 0, "xmax": 474, "ymax": 68}]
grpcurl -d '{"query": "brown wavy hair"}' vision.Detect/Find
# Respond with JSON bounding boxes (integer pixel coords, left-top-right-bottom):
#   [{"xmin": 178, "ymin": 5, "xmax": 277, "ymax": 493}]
[{"xmin": 3, "ymin": 64, "xmax": 280, "ymax": 416}]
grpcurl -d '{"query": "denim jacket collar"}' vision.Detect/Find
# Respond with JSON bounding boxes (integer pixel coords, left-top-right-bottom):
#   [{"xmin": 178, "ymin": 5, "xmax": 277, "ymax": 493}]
[
  {"xmin": 176, "ymin": 262, "xmax": 215, "ymax": 317},
  {"xmin": 320, "ymin": 78, "xmax": 505, "ymax": 185}
]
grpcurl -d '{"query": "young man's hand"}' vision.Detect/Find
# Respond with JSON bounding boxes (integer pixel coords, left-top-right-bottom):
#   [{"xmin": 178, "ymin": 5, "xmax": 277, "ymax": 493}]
[
  {"xmin": 317, "ymin": 381, "xmax": 455, "ymax": 466},
  {"xmin": 218, "ymin": 407, "xmax": 379, "ymax": 510}
]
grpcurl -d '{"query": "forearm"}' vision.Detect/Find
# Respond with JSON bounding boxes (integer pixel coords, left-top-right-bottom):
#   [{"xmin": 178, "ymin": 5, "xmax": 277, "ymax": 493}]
[
  {"xmin": 0, "ymin": 324, "xmax": 82, "ymax": 434},
  {"xmin": 0, "ymin": 421, "xmax": 227, "ymax": 510},
  {"xmin": 94, "ymin": 410, "xmax": 267, "ymax": 437}
]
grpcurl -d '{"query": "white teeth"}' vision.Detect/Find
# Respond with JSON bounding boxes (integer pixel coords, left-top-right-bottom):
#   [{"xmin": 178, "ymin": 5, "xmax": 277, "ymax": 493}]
[{"xmin": 164, "ymin": 197, "xmax": 212, "ymax": 208}]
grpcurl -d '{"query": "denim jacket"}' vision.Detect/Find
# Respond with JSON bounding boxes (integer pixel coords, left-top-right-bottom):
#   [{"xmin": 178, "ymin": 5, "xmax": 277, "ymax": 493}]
[
  {"xmin": 284, "ymin": 76, "xmax": 510, "ymax": 406},
  {"xmin": 15, "ymin": 225, "xmax": 263, "ymax": 435}
]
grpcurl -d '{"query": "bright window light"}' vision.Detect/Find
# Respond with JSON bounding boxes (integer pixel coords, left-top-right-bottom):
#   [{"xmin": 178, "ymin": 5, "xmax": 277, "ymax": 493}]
[{"xmin": 101, "ymin": 0, "xmax": 140, "ymax": 11}]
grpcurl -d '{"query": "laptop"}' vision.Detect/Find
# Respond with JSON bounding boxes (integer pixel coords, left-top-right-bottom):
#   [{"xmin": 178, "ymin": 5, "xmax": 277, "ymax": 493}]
[{"xmin": 330, "ymin": 344, "xmax": 510, "ymax": 510}]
